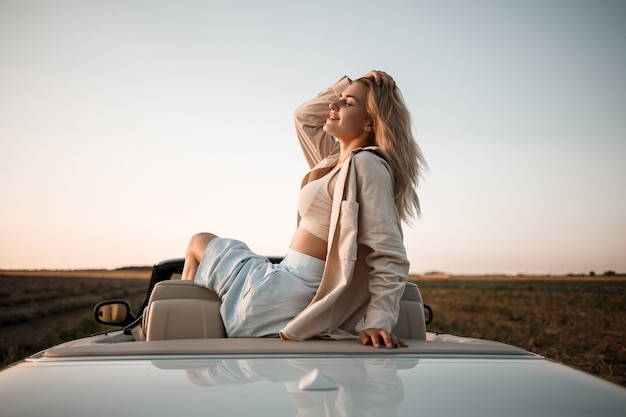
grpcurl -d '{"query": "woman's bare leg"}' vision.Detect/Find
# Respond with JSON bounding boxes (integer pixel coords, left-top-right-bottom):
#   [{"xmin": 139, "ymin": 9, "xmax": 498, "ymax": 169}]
[{"xmin": 181, "ymin": 232, "xmax": 217, "ymax": 280}]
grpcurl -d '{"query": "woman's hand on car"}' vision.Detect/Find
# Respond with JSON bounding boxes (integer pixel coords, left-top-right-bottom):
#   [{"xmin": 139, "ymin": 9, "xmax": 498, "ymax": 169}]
[{"xmin": 359, "ymin": 328, "xmax": 408, "ymax": 349}]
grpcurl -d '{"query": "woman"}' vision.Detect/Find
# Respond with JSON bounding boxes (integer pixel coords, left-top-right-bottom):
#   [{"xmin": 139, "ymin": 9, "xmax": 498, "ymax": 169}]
[{"xmin": 181, "ymin": 70, "xmax": 425, "ymax": 349}]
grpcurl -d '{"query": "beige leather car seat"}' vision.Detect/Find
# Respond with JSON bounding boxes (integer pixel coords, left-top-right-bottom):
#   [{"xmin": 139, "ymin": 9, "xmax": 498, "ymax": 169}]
[
  {"xmin": 394, "ymin": 282, "xmax": 427, "ymax": 339},
  {"xmin": 143, "ymin": 280, "xmax": 226, "ymax": 340},
  {"xmin": 143, "ymin": 280, "xmax": 426, "ymax": 341}
]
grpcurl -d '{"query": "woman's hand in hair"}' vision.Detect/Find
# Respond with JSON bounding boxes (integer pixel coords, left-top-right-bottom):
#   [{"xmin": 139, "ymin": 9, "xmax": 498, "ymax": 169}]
[
  {"xmin": 359, "ymin": 328, "xmax": 408, "ymax": 349},
  {"xmin": 364, "ymin": 70, "xmax": 395, "ymax": 88}
]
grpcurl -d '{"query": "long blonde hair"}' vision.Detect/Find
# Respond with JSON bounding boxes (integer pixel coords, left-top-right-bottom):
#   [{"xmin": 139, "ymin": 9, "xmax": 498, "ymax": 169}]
[{"xmin": 356, "ymin": 76, "xmax": 426, "ymax": 221}]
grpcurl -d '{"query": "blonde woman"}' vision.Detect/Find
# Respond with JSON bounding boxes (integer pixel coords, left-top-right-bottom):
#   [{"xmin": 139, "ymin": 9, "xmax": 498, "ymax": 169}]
[{"xmin": 182, "ymin": 70, "xmax": 425, "ymax": 348}]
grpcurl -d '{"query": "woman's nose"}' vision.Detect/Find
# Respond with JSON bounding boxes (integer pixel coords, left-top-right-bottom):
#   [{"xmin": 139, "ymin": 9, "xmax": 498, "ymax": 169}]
[{"xmin": 329, "ymin": 100, "xmax": 339, "ymax": 111}]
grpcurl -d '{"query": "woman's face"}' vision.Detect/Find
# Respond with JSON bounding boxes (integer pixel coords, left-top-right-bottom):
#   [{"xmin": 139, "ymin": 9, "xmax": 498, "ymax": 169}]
[{"xmin": 324, "ymin": 82, "xmax": 372, "ymax": 142}]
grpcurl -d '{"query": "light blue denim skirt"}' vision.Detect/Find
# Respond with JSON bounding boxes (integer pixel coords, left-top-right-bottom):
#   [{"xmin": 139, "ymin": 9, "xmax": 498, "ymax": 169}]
[{"xmin": 194, "ymin": 238, "xmax": 325, "ymax": 337}]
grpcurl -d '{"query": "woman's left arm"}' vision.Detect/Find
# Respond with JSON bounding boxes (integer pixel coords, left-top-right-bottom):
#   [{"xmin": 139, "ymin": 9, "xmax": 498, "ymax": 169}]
[{"xmin": 352, "ymin": 152, "xmax": 410, "ymax": 348}]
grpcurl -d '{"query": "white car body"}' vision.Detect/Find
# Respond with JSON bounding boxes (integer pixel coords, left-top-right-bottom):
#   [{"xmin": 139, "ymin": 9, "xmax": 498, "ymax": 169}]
[{"xmin": 2, "ymin": 335, "xmax": 626, "ymax": 417}]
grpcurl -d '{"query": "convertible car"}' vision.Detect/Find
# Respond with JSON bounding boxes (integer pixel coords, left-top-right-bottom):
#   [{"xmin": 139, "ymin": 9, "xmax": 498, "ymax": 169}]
[{"xmin": 1, "ymin": 258, "xmax": 625, "ymax": 416}]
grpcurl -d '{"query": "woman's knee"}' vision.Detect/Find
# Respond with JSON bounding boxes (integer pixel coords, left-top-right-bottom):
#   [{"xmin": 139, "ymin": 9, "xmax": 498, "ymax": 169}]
[{"xmin": 187, "ymin": 232, "xmax": 217, "ymax": 259}]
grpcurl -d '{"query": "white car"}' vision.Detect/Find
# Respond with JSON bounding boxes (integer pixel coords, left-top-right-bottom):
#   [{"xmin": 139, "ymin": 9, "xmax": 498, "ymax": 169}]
[{"xmin": 1, "ymin": 258, "xmax": 625, "ymax": 417}]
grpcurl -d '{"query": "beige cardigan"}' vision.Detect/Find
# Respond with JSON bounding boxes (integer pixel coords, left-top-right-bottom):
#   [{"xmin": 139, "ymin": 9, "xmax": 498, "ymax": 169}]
[{"xmin": 279, "ymin": 77, "xmax": 410, "ymax": 340}]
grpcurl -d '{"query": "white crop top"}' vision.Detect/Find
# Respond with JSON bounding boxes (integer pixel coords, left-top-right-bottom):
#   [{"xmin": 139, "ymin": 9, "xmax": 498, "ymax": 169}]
[{"xmin": 297, "ymin": 166, "xmax": 340, "ymax": 242}]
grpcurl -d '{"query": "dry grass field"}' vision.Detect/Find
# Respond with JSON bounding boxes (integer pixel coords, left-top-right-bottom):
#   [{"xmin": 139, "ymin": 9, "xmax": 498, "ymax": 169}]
[
  {"xmin": 0, "ymin": 269, "xmax": 151, "ymax": 367},
  {"xmin": 1, "ymin": 269, "xmax": 624, "ymax": 387},
  {"xmin": 415, "ymin": 274, "xmax": 626, "ymax": 387}
]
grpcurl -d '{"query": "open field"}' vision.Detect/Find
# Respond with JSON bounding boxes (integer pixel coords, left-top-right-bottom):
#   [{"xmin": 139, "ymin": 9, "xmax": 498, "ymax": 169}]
[
  {"xmin": 1, "ymin": 270, "xmax": 625, "ymax": 387},
  {"xmin": 0, "ymin": 269, "xmax": 151, "ymax": 367},
  {"xmin": 415, "ymin": 274, "xmax": 626, "ymax": 386}
]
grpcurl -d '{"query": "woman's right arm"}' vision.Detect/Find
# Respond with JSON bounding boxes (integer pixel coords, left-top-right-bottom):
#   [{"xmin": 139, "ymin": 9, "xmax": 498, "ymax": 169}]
[{"xmin": 294, "ymin": 76, "xmax": 351, "ymax": 168}]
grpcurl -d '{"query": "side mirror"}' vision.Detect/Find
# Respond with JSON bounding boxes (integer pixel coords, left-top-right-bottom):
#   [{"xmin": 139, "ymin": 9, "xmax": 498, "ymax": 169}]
[
  {"xmin": 424, "ymin": 304, "xmax": 433, "ymax": 325},
  {"xmin": 94, "ymin": 300, "xmax": 135, "ymax": 327}
]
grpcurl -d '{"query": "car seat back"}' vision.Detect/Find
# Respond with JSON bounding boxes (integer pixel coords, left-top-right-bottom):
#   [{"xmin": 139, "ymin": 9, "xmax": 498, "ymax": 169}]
[
  {"xmin": 143, "ymin": 280, "xmax": 226, "ymax": 341},
  {"xmin": 393, "ymin": 282, "xmax": 427, "ymax": 339}
]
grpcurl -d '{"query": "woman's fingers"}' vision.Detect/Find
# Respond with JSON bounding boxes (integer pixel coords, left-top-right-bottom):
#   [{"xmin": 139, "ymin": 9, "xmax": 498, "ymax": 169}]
[
  {"xmin": 364, "ymin": 70, "xmax": 395, "ymax": 87},
  {"xmin": 359, "ymin": 328, "xmax": 408, "ymax": 349}
]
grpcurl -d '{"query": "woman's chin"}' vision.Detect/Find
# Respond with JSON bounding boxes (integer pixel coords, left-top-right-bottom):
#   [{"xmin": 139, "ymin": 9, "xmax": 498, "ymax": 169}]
[{"xmin": 323, "ymin": 123, "xmax": 336, "ymax": 136}]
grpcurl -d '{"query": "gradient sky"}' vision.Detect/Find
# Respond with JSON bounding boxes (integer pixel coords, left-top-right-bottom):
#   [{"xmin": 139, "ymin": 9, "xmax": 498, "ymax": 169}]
[{"xmin": 1, "ymin": 0, "xmax": 625, "ymax": 274}]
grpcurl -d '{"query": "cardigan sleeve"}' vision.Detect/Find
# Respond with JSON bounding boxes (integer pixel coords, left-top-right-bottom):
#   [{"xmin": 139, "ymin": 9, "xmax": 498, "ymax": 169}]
[
  {"xmin": 293, "ymin": 76, "xmax": 350, "ymax": 169},
  {"xmin": 352, "ymin": 151, "xmax": 409, "ymax": 332}
]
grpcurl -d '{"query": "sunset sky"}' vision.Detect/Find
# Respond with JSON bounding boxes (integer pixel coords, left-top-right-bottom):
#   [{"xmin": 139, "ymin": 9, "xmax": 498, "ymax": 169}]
[{"xmin": 1, "ymin": 0, "xmax": 624, "ymax": 274}]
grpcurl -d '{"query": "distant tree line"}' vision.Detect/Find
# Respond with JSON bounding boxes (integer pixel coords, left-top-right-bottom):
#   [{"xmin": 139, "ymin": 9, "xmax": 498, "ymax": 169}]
[{"xmin": 586, "ymin": 270, "xmax": 619, "ymax": 277}]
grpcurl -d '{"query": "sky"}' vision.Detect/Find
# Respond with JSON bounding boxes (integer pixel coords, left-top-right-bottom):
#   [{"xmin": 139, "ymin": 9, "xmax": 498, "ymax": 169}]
[{"xmin": 1, "ymin": 0, "xmax": 625, "ymax": 275}]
